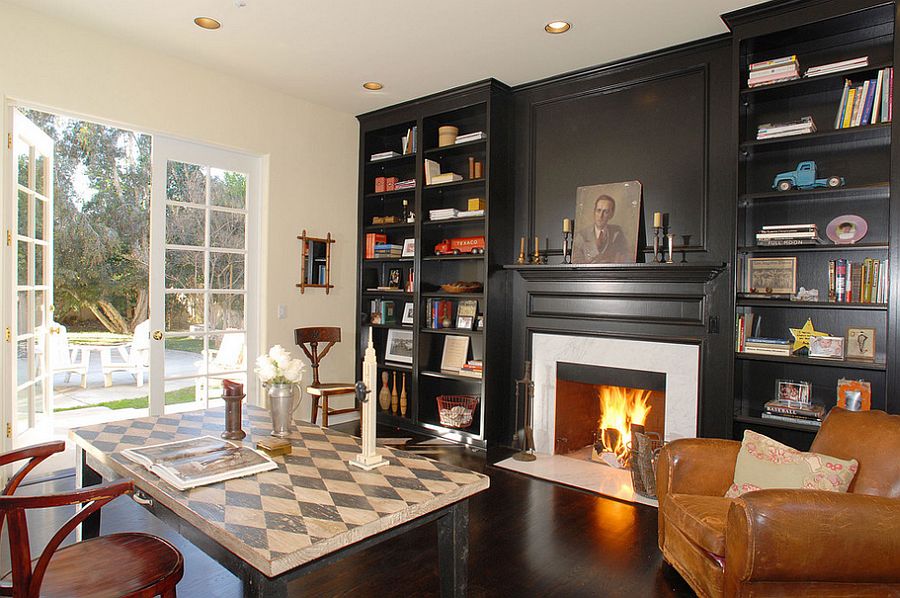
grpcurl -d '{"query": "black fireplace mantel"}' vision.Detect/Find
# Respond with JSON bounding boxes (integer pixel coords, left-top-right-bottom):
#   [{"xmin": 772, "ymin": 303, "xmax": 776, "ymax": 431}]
[{"xmin": 503, "ymin": 262, "xmax": 727, "ymax": 284}]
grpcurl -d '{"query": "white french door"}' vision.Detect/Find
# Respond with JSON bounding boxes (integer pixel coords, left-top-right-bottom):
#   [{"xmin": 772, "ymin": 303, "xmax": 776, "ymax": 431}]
[
  {"xmin": 149, "ymin": 137, "xmax": 260, "ymax": 416},
  {"xmin": 5, "ymin": 110, "xmax": 54, "ymax": 447}
]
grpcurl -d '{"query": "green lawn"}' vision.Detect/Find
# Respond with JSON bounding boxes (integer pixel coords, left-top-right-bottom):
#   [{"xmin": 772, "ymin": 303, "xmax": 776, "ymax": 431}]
[
  {"xmin": 54, "ymin": 386, "xmax": 197, "ymax": 412},
  {"xmin": 166, "ymin": 337, "xmax": 204, "ymax": 354}
]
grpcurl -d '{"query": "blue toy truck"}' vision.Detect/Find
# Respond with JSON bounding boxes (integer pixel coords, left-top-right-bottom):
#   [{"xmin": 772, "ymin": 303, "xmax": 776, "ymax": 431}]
[{"xmin": 772, "ymin": 161, "xmax": 844, "ymax": 191}]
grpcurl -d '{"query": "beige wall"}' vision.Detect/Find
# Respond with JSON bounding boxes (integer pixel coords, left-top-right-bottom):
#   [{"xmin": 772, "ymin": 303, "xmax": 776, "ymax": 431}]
[{"xmin": 0, "ymin": 3, "xmax": 359, "ymax": 419}]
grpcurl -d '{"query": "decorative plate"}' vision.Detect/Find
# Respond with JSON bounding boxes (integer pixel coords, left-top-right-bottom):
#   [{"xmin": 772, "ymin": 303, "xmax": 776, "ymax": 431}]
[
  {"xmin": 826, "ymin": 214, "xmax": 868, "ymax": 244},
  {"xmin": 440, "ymin": 281, "xmax": 483, "ymax": 294}
]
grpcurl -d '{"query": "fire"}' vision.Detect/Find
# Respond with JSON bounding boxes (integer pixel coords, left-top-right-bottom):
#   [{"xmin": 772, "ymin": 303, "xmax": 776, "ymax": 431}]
[{"xmin": 597, "ymin": 386, "xmax": 652, "ymax": 466}]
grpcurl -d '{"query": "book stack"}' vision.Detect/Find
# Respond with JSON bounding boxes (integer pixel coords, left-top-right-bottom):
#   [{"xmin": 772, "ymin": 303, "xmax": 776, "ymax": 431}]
[
  {"xmin": 743, "ymin": 337, "xmax": 791, "ymax": 356},
  {"xmin": 747, "ymin": 55, "xmax": 800, "ymax": 88},
  {"xmin": 734, "ymin": 312, "xmax": 757, "ymax": 351},
  {"xmin": 426, "ymin": 299, "xmax": 455, "ymax": 329},
  {"xmin": 394, "ymin": 178, "xmax": 416, "ymax": 190},
  {"xmin": 834, "ymin": 67, "xmax": 892, "ymax": 129},
  {"xmin": 368, "ymin": 299, "xmax": 395, "ymax": 324},
  {"xmin": 431, "ymin": 172, "xmax": 463, "ymax": 185},
  {"xmin": 805, "ymin": 56, "xmax": 868, "ymax": 77},
  {"xmin": 365, "ymin": 233, "xmax": 387, "ymax": 259},
  {"xmin": 755, "ymin": 223, "xmax": 819, "ymax": 246},
  {"xmin": 455, "ymin": 131, "xmax": 486, "ymax": 144},
  {"xmin": 762, "ymin": 399, "xmax": 825, "ymax": 427},
  {"xmin": 756, "ymin": 116, "xmax": 816, "ymax": 139},
  {"xmin": 373, "ymin": 243, "xmax": 402, "ymax": 258},
  {"xmin": 457, "ymin": 209, "xmax": 485, "ymax": 218},
  {"xmin": 429, "ymin": 208, "xmax": 460, "ymax": 221},
  {"xmin": 829, "ymin": 258, "xmax": 889, "ymax": 303},
  {"xmin": 458, "ymin": 360, "xmax": 483, "ymax": 379},
  {"xmin": 370, "ymin": 150, "xmax": 399, "ymax": 161}
]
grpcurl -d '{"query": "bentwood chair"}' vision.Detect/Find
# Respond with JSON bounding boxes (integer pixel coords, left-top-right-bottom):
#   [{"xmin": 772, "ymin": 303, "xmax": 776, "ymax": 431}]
[
  {"xmin": 294, "ymin": 327, "xmax": 358, "ymax": 427},
  {"xmin": 0, "ymin": 442, "xmax": 184, "ymax": 598}
]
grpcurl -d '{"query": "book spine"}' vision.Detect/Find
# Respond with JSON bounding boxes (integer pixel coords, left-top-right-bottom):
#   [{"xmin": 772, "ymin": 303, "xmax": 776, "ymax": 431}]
[
  {"xmin": 749, "ymin": 55, "xmax": 797, "ymax": 70},
  {"xmin": 843, "ymin": 88, "xmax": 857, "ymax": 128},
  {"xmin": 835, "ymin": 79, "xmax": 851, "ymax": 129},
  {"xmin": 860, "ymin": 79, "xmax": 876, "ymax": 125},
  {"xmin": 835, "ymin": 259, "xmax": 847, "ymax": 302},
  {"xmin": 851, "ymin": 83, "xmax": 866, "ymax": 126},
  {"xmin": 872, "ymin": 70, "xmax": 884, "ymax": 124},
  {"xmin": 889, "ymin": 68, "xmax": 894, "ymax": 122}
]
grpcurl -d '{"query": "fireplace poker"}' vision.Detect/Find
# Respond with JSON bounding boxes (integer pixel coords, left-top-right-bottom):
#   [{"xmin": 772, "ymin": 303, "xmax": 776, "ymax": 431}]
[{"xmin": 513, "ymin": 361, "xmax": 537, "ymax": 461}]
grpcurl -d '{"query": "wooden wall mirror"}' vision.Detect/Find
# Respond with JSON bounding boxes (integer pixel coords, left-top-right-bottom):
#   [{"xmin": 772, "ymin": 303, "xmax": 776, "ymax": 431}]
[{"xmin": 296, "ymin": 230, "xmax": 334, "ymax": 294}]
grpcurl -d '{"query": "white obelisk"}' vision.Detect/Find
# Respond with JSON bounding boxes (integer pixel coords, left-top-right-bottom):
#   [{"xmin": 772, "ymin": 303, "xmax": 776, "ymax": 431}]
[{"xmin": 350, "ymin": 329, "xmax": 388, "ymax": 470}]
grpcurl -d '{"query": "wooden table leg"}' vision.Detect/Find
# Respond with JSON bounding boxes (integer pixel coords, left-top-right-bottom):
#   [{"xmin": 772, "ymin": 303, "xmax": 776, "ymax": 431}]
[
  {"xmin": 437, "ymin": 501, "xmax": 468, "ymax": 598},
  {"xmin": 242, "ymin": 567, "xmax": 287, "ymax": 598},
  {"xmin": 76, "ymin": 446, "xmax": 103, "ymax": 540}
]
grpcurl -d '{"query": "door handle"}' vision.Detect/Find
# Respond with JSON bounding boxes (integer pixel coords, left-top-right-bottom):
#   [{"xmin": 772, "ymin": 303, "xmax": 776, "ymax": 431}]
[{"xmin": 152, "ymin": 330, "xmax": 163, "ymax": 341}]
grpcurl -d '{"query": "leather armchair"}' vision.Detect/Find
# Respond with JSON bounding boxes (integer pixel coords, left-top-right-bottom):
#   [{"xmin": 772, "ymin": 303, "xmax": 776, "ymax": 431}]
[{"xmin": 656, "ymin": 409, "xmax": 900, "ymax": 598}]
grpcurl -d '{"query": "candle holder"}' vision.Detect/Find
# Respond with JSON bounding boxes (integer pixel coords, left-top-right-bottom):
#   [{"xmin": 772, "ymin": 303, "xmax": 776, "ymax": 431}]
[
  {"xmin": 666, "ymin": 233, "xmax": 676, "ymax": 264},
  {"xmin": 222, "ymin": 394, "xmax": 246, "ymax": 440},
  {"xmin": 516, "ymin": 236, "xmax": 527, "ymax": 264},
  {"xmin": 562, "ymin": 231, "xmax": 573, "ymax": 264},
  {"xmin": 653, "ymin": 226, "xmax": 665, "ymax": 263}
]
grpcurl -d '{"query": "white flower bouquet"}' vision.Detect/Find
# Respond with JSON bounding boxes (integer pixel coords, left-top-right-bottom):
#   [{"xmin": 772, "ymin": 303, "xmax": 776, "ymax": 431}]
[{"xmin": 255, "ymin": 345, "xmax": 304, "ymax": 386}]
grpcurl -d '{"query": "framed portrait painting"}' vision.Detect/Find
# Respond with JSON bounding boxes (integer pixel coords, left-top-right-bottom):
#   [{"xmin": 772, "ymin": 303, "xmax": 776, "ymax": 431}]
[{"xmin": 571, "ymin": 180, "xmax": 642, "ymax": 264}]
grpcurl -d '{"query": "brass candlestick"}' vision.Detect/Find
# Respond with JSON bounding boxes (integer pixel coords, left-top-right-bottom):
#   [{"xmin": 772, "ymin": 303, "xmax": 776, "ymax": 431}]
[
  {"xmin": 666, "ymin": 233, "xmax": 676, "ymax": 264},
  {"xmin": 516, "ymin": 236, "xmax": 527, "ymax": 264}
]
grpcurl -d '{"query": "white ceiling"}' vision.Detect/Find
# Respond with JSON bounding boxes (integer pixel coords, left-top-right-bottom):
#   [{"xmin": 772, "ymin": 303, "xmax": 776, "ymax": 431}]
[{"xmin": 6, "ymin": 0, "xmax": 765, "ymax": 115}]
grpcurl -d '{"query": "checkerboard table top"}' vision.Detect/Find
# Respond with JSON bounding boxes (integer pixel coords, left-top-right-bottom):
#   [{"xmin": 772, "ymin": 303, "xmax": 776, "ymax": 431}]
[{"xmin": 70, "ymin": 405, "xmax": 489, "ymax": 577}]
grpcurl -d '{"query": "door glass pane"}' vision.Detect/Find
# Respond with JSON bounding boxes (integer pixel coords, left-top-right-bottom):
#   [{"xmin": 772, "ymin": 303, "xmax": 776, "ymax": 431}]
[
  {"xmin": 33, "ymin": 377, "xmax": 45, "ymax": 414},
  {"xmin": 17, "ymin": 386, "xmax": 31, "ymax": 428},
  {"xmin": 34, "ymin": 244, "xmax": 44, "ymax": 286},
  {"xmin": 210, "ymin": 252, "xmax": 244, "ymax": 289},
  {"xmin": 210, "ymin": 294, "xmax": 244, "ymax": 331},
  {"xmin": 210, "ymin": 168, "xmax": 246, "ymax": 209},
  {"xmin": 18, "ymin": 190, "xmax": 29, "ymax": 235},
  {"xmin": 34, "ymin": 290, "xmax": 46, "ymax": 329},
  {"xmin": 16, "ymin": 144, "xmax": 29, "ymax": 188},
  {"xmin": 34, "ymin": 197, "xmax": 45, "ymax": 240},
  {"xmin": 167, "ymin": 161, "xmax": 206, "ymax": 204},
  {"xmin": 16, "ymin": 340, "xmax": 30, "ymax": 386},
  {"xmin": 165, "ymin": 293, "xmax": 205, "ymax": 334},
  {"xmin": 35, "ymin": 153, "xmax": 47, "ymax": 196},
  {"xmin": 17, "ymin": 240, "xmax": 29, "ymax": 285},
  {"xmin": 210, "ymin": 210, "xmax": 245, "ymax": 249},
  {"xmin": 165, "ymin": 248, "xmax": 205, "ymax": 289},
  {"xmin": 166, "ymin": 204, "xmax": 205, "ymax": 246},
  {"xmin": 17, "ymin": 291, "xmax": 29, "ymax": 333},
  {"xmin": 207, "ymin": 332, "xmax": 246, "ymax": 376}
]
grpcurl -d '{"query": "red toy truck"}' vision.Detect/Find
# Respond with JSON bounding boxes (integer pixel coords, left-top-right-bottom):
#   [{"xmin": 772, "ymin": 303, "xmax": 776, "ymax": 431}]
[{"xmin": 434, "ymin": 236, "xmax": 485, "ymax": 255}]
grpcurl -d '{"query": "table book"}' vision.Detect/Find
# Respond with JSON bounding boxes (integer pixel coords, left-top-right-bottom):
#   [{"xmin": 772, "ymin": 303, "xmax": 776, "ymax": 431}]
[{"xmin": 121, "ymin": 435, "xmax": 277, "ymax": 490}]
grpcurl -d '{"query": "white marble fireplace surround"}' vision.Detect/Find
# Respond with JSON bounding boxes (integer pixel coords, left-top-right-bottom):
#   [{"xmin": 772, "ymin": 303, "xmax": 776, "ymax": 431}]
[{"xmin": 531, "ymin": 333, "xmax": 701, "ymax": 454}]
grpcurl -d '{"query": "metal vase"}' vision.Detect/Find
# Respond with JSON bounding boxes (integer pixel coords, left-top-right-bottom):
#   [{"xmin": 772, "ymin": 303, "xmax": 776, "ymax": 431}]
[{"xmin": 268, "ymin": 383, "xmax": 297, "ymax": 437}]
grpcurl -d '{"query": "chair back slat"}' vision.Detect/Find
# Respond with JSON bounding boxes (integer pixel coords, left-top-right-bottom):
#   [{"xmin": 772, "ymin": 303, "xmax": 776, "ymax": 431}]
[{"xmin": 294, "ymin": 327, "xmax": 342, "ymax": 387}]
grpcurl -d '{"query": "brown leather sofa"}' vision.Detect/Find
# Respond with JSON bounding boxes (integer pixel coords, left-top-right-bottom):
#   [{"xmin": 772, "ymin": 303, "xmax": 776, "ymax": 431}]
[{"xmin": 656, "ymin": 409, "xmax": 900, "ymax": 597}]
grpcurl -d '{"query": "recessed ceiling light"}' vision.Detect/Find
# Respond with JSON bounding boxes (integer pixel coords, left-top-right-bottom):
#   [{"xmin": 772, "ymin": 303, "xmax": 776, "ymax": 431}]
[
  {"xmin": 363, "ymin": 82, "xmax": 384, "ymax": 91},
  {"xmin": 194, "ymin": 17, "xmax": 221, "ymax": 30},
  {"xmin": 545, "ymin": 21, "xmax": 571, "ymax": 34}
]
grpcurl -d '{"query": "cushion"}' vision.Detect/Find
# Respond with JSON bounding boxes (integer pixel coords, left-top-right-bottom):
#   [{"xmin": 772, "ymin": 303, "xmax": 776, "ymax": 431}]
[
  {"xmin": 725, "ymin": 429, "xmax": 858, "ymax": 498},
  {"xmin": 662, "ymin": 493, "xmax": 731, "ymax": 556}
]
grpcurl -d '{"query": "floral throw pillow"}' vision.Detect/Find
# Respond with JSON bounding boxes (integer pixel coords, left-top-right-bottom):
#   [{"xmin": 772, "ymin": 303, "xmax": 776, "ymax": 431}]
[{"xmin": 725, "ymin": 429, "xmax": 858, "ymax": 498}]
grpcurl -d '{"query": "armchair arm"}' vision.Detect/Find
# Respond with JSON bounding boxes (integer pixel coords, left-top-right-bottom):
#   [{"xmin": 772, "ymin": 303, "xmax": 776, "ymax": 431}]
[
  {"xmin": 1, "ymin": 441, "xmax": 66, "ymax": 496},
  {"xmin": 656, "ymin": 438, "xmax": 741, "ymax": 500},
  {"xmin": 726, "ymin": 490, "xmax": 900, "ymax": 584}
]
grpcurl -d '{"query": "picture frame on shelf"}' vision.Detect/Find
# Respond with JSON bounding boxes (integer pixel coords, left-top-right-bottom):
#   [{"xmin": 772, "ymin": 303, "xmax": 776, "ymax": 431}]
[
  {"xmin": 388, "ymin": 268, "xmax": 402, "ymax": 289},
  {"xmin": 571, "ymin": 180, "xmax": 642, "ymax": 264},
  {"xmin": 776, "ymin": 379, "xmax": 811, "ymax": 404},
  {"xmin": 385, "ymin": 328, "xmax": 414, "ymax": 364},
  {"xmin": 456, "ymin": 300, "xmax": 478, "ymax": 330},
  {"xmin": 440, "ymin": 335, "xmax": 470, "ymax": 373},
  {"xmin": 746, "ymin": 257, "xmax": 797, "ymax": 295},
  {"xmin": 808, "ymin": 335, "xmax": 844, "ymax": 360},
  {"xmin": 401, "ymin": 238, "xmax": 416, "ymax": 258},
  {"xmin": 846, "ymin": 327, "xmax": 876, "ymax": 361},
  {"xmin": 836, "ymin": 378, "xmax": 872, "ymax": 411},
  {"xmin": 401, "ymin": 302, "xmax": 414, "ymax": 325}
]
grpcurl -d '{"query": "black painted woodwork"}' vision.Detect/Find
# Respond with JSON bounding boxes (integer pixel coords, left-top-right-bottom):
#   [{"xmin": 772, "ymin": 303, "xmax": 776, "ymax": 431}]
[{"xmin": 724, "ymin": 0, "xmax": 900, "ymax": 448}]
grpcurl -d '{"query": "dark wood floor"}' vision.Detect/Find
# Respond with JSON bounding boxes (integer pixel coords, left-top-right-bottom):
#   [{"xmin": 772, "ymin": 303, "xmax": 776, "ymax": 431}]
[{"xmin": 3, "ymin": 424, "xmax": 694, "ymax": 597}]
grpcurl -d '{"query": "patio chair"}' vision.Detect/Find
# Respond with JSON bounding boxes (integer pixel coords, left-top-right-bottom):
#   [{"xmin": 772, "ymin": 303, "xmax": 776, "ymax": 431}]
[
  {"xmin": 36, "ymin": 322, "xmax": 89, "ymax": 389},
  {"xmin": 195, "ymin": 331, "xmax": 246, "ymax": 404},
  {"xmin": 101, "ymin": 320, "xmax": 150, "ymax": 387}
]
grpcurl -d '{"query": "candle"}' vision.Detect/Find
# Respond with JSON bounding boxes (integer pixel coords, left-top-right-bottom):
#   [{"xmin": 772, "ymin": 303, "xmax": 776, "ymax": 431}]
[
  {"xmin": 667, "ymin": 233, "xmax": 675, "ymax": 263},
  {"xmin": 223, "ymin": 379, "xmax": 243, "ymax": 397},
  {"xmin": 562, "ymin": 218, "xmax": 571, "ymax": 233},
  {"xmin": 534, "ymin": 236, "xmax": 540, "ymax": 254},
  {"xmin": 653, "ymin": 212, "xmax": 663, "ymax": 228}
]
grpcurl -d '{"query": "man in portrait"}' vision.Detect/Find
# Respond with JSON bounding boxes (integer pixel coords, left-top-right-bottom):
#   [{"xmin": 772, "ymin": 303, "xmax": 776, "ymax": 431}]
[{"xmin": 572, "ymin": 181, "xmax": 641, "ymax": 264}]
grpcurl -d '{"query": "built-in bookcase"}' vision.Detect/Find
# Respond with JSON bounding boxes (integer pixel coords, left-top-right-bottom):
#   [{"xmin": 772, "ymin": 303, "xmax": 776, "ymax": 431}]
[
  {"xmin": 356, "ymin": 80, "xmax": 512, "ymax": 448},
  {"xmin": 725, "ymin": 0, "xmax": 900, "ymax": 448}
]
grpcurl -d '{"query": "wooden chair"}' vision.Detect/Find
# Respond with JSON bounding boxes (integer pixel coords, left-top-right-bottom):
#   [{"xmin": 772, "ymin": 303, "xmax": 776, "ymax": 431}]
[
  {"xmin": 0, "ymin": 442, "xmax": 184, "ymax": 598},
  {"xmin": 294, "ymin": 327, "xmax": 358, "ymax": 427}
]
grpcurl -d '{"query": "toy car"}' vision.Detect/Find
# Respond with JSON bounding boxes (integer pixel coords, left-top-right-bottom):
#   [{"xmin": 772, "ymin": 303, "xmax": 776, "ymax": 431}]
[
  {"xmin": 434, "ymin": 236, "xmax": 485, "ymax": 255},
  {"xmin": 772, "ymin": 161, "xmax": 844, "ymax": 191}
]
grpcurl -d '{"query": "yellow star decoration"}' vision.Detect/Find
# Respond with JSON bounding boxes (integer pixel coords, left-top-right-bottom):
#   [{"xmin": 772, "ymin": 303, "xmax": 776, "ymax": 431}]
[{"xmin": 789, "ymin": 318, "xmax": 828, "ymax": 353}]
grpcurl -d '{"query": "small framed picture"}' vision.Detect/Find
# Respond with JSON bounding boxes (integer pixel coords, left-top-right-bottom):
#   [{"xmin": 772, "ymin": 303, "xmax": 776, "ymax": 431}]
[
  {"xmin": 401, "ymin": 302, "xmax": 414, "ymax": 325},
  {"xmin": 776, "ymin": 379, "xmax": 811, "ymax": 404},
  {"xmin": 846, "ymin": 327, "xmax": 876, "ymax": 360},
  {"xmin": 475, "ymin": 315, "xmax": 484, "ymax": 331},
  {"xmin": 808, "ymin": 335, "xmax": 844, "ymax": 360},
  {"xmin": 388, "ymin": 268, "xmax": 402, "ymax": 289},
  {"xmin": 746, "ymin": 257, "xmax": 797, "ymax": 295},
  {"xmin": 456, "ymin": 316, "xmax": 474, "ymax": 330},
  {"xmin": 385, "ymin": 328, "xmax": 414, "ymax": 364},
  {"xmin": 401, "ymin": 238, "xmax": 416, "ymax": 258},
  {"xmin": 836, "ymin": 378, "xmax": 872, "ymax": 410}
]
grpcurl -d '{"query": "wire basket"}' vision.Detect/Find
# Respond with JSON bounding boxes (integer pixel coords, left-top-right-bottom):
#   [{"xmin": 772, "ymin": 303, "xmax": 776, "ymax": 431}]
[
  {"xmin": 628, "ymin": 430, "xmax": 665, "ymax": 499},
  {"xmin": 436, "ymin": 395, "xmax": 479, "ymax": 429}
]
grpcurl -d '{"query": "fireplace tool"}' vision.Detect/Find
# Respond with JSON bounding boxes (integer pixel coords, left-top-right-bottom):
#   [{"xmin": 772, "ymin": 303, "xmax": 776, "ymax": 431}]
[{"xmin": 513, "ymin": 361, "xmax": 537, "ymax": 461}]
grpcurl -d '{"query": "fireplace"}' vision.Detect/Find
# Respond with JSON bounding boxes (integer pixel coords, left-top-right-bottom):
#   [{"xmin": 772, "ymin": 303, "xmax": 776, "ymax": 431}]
[{"xmin": 554, "ymin": 363, "xmax": 666, "ymax": 469}]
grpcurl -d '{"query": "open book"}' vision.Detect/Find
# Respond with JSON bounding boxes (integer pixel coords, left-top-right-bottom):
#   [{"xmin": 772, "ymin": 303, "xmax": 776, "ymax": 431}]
[{"xmin": 121, "ymin": 436, "xmax": 278, "ymax": 491}]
